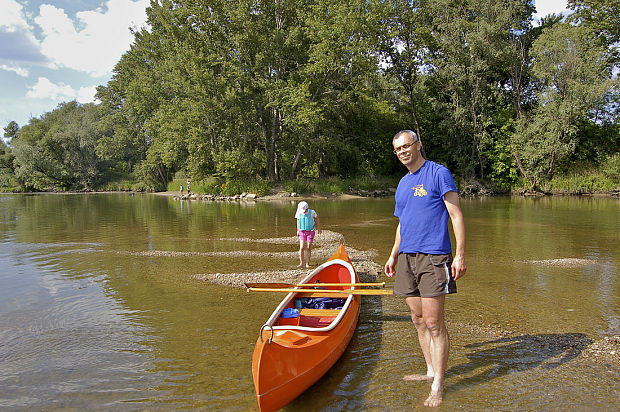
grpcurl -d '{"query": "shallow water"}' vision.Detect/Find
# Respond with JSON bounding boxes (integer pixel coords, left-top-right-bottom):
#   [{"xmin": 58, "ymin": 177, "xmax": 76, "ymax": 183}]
[{"xmin": 0, "ymin": 193, "xmax": 618, "ymax": 410}]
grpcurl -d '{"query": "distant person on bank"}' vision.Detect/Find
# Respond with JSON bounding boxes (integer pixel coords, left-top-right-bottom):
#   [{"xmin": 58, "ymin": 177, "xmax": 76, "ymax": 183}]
[
  {"xmin": 384, "ymin": 129, "xmax": 467, "ymax": 407},
  {"xmin": 295, "ymin": 201, "xmax": 321, "ymax": 268}
]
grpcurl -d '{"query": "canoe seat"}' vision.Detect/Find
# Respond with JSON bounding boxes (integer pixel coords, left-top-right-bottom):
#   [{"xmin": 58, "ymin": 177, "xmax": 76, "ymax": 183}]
[
  {"xmin": 299, "ymin": 308, "xmax": 341, "ymax": 317},
  {"xmin": 277, "ymin": 330, "xmax": 310, "ymax": 345}
]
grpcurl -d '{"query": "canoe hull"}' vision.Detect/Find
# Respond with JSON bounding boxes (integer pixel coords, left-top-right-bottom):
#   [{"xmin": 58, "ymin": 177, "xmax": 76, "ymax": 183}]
[{"xmin": 252, "ymin": 244, "xmax": 360, "ymax": 412}]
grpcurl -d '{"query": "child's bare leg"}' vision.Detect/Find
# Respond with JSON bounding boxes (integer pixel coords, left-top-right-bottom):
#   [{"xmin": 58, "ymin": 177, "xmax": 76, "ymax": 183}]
[
  {"xmin": 297, "ymin": 239, "xmax": 305, "ymax": 267},
  {"xmin": 305, "ymin": 243, "xmax": 312, "ymax": 267}
]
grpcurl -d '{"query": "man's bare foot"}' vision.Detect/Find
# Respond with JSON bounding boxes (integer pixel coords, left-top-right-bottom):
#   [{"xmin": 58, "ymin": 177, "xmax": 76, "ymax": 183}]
[
  {"xmin": 424, "ymin": 390, "xmax": 443, "ymax": 407},
  {"xmin": 402, "ymin": 374, "xmax": 433, "ymax": 381},
  {"xmin": 296, "ymin": 263, "xmax": 303, "ymax": 268},
  {"xmin": 305, "ymin": 264, "xmax": 310, "ymax": 268}
]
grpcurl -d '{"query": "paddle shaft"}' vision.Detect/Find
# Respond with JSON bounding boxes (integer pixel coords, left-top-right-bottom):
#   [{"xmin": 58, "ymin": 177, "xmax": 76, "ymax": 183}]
[
  {"xmin": 247, "ymin": 287, "xmax": 393, "ymax": 295},
  {"xmin": 244, "ymin": 282, "xmax": 385, "ymax": 289}
]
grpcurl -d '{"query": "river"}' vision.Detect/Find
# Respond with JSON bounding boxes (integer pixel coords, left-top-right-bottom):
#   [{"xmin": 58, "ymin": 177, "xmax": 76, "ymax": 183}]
[{"xmin": 0, "ymin": 193, "xmax": 618, "ymax": 410}]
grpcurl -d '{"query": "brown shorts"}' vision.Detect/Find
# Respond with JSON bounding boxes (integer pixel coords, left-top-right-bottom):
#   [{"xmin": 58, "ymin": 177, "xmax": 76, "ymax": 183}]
[{"xmin": 394, "ymin": 253, "xmax": 457, "ymax": 298}]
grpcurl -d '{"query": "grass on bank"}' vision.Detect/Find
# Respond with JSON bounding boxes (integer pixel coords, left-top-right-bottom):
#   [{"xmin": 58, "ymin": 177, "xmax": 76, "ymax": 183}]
[
  {"xmin": 542, "ymin": 173, "xmax": 618, "ymax": 193},
  {"xmin": 98, "ymin": 179, "xmax": 150, "ymax": 192},
  {"xmin": 512, "ymin": 154, "xmax": 620, "ymax": 194}
]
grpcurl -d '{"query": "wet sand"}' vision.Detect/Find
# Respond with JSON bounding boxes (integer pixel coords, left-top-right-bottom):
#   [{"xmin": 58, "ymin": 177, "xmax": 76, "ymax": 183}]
[
  {"xmin": 191, "ymin": 230, "xmax": 383, "ymax": 287},
  {"xmin": 154, "ymin": 189, "xmax": 371, "ymax": 201},
  {"xmin": 522, "ymin": 258, "xmax": 597, "ymax": 267}
]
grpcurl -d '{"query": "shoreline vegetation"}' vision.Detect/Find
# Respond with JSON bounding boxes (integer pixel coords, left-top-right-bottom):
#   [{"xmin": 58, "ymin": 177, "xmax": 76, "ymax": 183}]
[{"xmin": 2, "ymin": 175, "xmax": 618, "ymax": 198}]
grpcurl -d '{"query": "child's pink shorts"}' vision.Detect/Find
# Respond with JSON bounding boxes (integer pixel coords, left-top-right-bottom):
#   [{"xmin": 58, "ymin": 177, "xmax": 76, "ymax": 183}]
[{"xmin": 298, "ymin": 230, "xmax": 315, "ymax": 243}]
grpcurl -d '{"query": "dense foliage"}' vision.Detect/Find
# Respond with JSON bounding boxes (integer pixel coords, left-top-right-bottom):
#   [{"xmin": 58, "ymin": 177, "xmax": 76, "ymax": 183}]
[{"xmin": 2, "ymin": 0, "xmax": 618, "ymax": 193}]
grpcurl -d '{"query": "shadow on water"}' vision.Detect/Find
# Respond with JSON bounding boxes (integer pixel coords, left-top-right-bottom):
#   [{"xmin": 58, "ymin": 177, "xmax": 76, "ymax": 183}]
[
  {"xmin": 285, "ymin": 295, "xmax": 385, "ymax": 411},
  {"xmin": 447, "ymin": 333, "xmax": 593, "ymax": 392}
]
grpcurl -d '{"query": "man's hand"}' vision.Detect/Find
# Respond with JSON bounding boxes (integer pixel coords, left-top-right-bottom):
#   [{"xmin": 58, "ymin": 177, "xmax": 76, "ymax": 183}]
[
  {"xmin": 451, "ymin": 255, "xmax": 466, "ymax": 280},
  {"xmin": 384, "ymin": 256, "xmax": 396, "ymax": 277}
]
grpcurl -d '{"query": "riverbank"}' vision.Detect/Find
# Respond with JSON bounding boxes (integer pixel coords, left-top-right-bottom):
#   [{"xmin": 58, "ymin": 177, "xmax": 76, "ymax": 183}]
[
  {"xmin": 154, "ymin": 186, "xmax": 392, "ymax": 201},
  {"xmin": 154, "ymin": 186, "xmax": 619, "ymax": 202}
]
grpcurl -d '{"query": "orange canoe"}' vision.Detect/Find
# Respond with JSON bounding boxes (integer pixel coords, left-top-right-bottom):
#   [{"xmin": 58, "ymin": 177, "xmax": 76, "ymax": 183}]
[{"xmin": 251, "ymin": 243, "xmax": 361, "ymax": 411}]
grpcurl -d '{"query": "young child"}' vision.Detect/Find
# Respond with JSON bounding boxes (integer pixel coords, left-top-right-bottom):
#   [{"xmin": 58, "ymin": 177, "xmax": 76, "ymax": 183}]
[{"xmin": 295, "ymin": 201, "xmax": 321, "ymax": 268}]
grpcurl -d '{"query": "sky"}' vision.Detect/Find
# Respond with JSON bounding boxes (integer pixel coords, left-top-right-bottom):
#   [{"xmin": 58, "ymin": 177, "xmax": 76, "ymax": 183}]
[{"xmin": 0, "ymin": 0, "xmax": 570, "ymax": 132}]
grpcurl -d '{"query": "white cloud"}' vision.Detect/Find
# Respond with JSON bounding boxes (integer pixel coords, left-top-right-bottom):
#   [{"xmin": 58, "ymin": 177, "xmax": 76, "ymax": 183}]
[
  {"xmin": 26, "ymin": 77, "xmax": 75, "ymax": 100},
  {"xmin": 0, "ymin": 0, "xmax": 47, "ymax": 68},
  {"xmin": 26, "ymin": 77, "xmax": 99, "ymax": 103},
  {"xmin": 34, "ymin": 0, "xmax": 149, "ymax": 76},
  {"xmin": 76, "ymin": 85, "xmax": 98, "ymax": 103},
  {"xmin": 534, "ymin": 0, "xmax": 569, "ymax": 19},
  {"xmin": 0, "ymin": 0, "xmax": 30, "ymax": 30},
  {"xmin": 1, "ymin": 63, "xmax": 28, "ymax": 77}
]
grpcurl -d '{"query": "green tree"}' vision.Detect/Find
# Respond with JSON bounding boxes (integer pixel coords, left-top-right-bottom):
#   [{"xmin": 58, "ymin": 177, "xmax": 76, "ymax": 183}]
[
  {"xmin": 11, "ymin": 102, "xmax": 109, "ymax": 191},
  {"xmin": 568, "ymin": 0, "xmax": 620, "ymax": 45},
  {"xmin": 99, "ymin": 0, "xmax": 390, "ymax": 185},
  {"xmin": 512, "ymin": 22, "xmax": 618, "ymax": 188},
  {"xmin": 421, "ymin": 0, "xmax": 535, "ymax": 183},
  {"xmin": 0, "ymin": 123, "xmax": 17, "ymax": 188},
  {"xmin": 4, "ymin": 121, "xmax": 19, "ymax": 141},
  {"xmin": 378, "ymin": 0, "xmax": 432, "ymax": 141}
]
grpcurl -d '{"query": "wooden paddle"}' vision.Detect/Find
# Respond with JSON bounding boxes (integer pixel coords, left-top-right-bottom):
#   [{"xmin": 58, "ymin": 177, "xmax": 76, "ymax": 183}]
[
  {"xmin": 246, "ymin": 287, "xmax": 393, "ymax": 295},
  {"xmin": 244, "ymin": 282, "xmax": 386, "ymax": 289}
]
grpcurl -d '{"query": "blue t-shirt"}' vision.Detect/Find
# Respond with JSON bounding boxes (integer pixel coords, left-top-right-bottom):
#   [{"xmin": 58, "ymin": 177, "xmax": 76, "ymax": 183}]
[{"xmin": 394, "ymin": 160, "xmax": 457, "ymax": 254}]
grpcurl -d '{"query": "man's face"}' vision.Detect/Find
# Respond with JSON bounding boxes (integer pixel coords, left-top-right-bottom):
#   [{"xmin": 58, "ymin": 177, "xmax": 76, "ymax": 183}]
[{"xmin": 393, "ymin": 134, "xmax": 420, "ymax": 167}]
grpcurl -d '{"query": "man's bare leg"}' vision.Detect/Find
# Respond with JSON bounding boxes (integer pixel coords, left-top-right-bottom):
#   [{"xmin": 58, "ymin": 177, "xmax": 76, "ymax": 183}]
[
  {"xmin": 422, "ymin": 295, "xmax": 449, "ymax": 407},
  {"xmin": 403, "ymin": 296, "xmax": 435, "ymax": 381}
]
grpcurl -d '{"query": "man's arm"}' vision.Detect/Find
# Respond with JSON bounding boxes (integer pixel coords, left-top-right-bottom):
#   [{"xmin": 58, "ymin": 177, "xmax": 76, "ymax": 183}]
[
  {"xmin": 444, "ymin": 191, "xmax": 466, "ymax": 280},
  {"xmin": 384, "ymin": 222, "xmax": 401, "ymax": 277}
]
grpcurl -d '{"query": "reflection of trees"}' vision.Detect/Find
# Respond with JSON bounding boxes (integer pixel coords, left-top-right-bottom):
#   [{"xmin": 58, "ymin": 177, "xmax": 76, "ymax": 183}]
[
  {"xmin": 12, "ymin": 194, "xmax": 167, "ymax": 247},
  {"xmin": 99, "ymin": 253, "xmax": 265, "ymax": 409},
  {"xmin": 447, "ymin": 333, "xmax": 593, "ymax": 390},
  {"xmin": 10, "ymin": 194, "xmax": 292, "ymax": 252},
  {"xmin": 467, "ymin": 197, "xmax": 620, "ymax": 265},
  {"xmin": 3, "ymin": 194, "xmax": 306, "ymax": 408}
]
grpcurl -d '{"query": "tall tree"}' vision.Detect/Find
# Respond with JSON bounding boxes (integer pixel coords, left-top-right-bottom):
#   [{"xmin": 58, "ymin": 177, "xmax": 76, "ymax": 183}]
[
  {"xmin": 0, "ymin": 138, "xmax": 15, "ymax": 189},
  {"xmin": 378, "ymin": 0, "xmax": 431, "ymax": 141},
  {"xmin": 12, "ymin": 102, "xmax": 109, "ymax": 191},
  {"xmin": 512, "ymin": 22, "xmax": 618, "ymax": 188},
  {"xmin": 568, "ymin": 0, "xmax": 620, "ymax": 46},
  {"xmin": 1, "ymin": 122, "xmax": 19, "ymax": 188},
  {"xmin": 422, "ymin": 0, "xmax": 535, "ymax": 181},
  {"xmin": 99, "ymin": 0, "xmax": 387, "ymax": 184}
]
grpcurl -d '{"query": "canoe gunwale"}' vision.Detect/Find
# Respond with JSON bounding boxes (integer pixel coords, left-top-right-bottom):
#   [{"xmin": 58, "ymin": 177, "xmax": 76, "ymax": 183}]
[
  {"xmin": 255, "ymin": 302, "xmax": 359, "ymax": 401},
  {"xmin": 252, "ymin": 244, "xmax": 361, "ymax": 412},
  {"xmin": 261, "ymin": 258, "xmax": 356, "ymax": 334}
]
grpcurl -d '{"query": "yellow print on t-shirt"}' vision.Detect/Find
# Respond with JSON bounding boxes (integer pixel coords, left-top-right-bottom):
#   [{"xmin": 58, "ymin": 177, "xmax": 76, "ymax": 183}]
[{"xmin": 412, "ymin": 184, "xmax": 427, "ymax": 197}]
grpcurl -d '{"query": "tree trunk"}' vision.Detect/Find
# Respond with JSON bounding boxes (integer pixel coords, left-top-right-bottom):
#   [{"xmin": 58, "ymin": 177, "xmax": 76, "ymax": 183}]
[
  {"xmin": 290, "ymin": 146, "xmax": 303, "ymax": 180},
  {"xmin": 257, "ymin": 105, "xmax": 276, "ymax": 181}
]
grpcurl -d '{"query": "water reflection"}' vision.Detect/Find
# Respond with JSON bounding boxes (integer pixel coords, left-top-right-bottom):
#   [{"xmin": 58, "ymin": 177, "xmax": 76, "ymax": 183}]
[{"xmin": 0, "ymin": 194, "xmax": 618, "ymax": 410}]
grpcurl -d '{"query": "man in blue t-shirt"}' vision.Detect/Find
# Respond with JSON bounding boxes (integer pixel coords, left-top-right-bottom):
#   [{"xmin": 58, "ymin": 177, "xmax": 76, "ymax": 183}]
[{"xmin": 384, "ymin": 130, "xmax": 466, "ymax": 407}]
